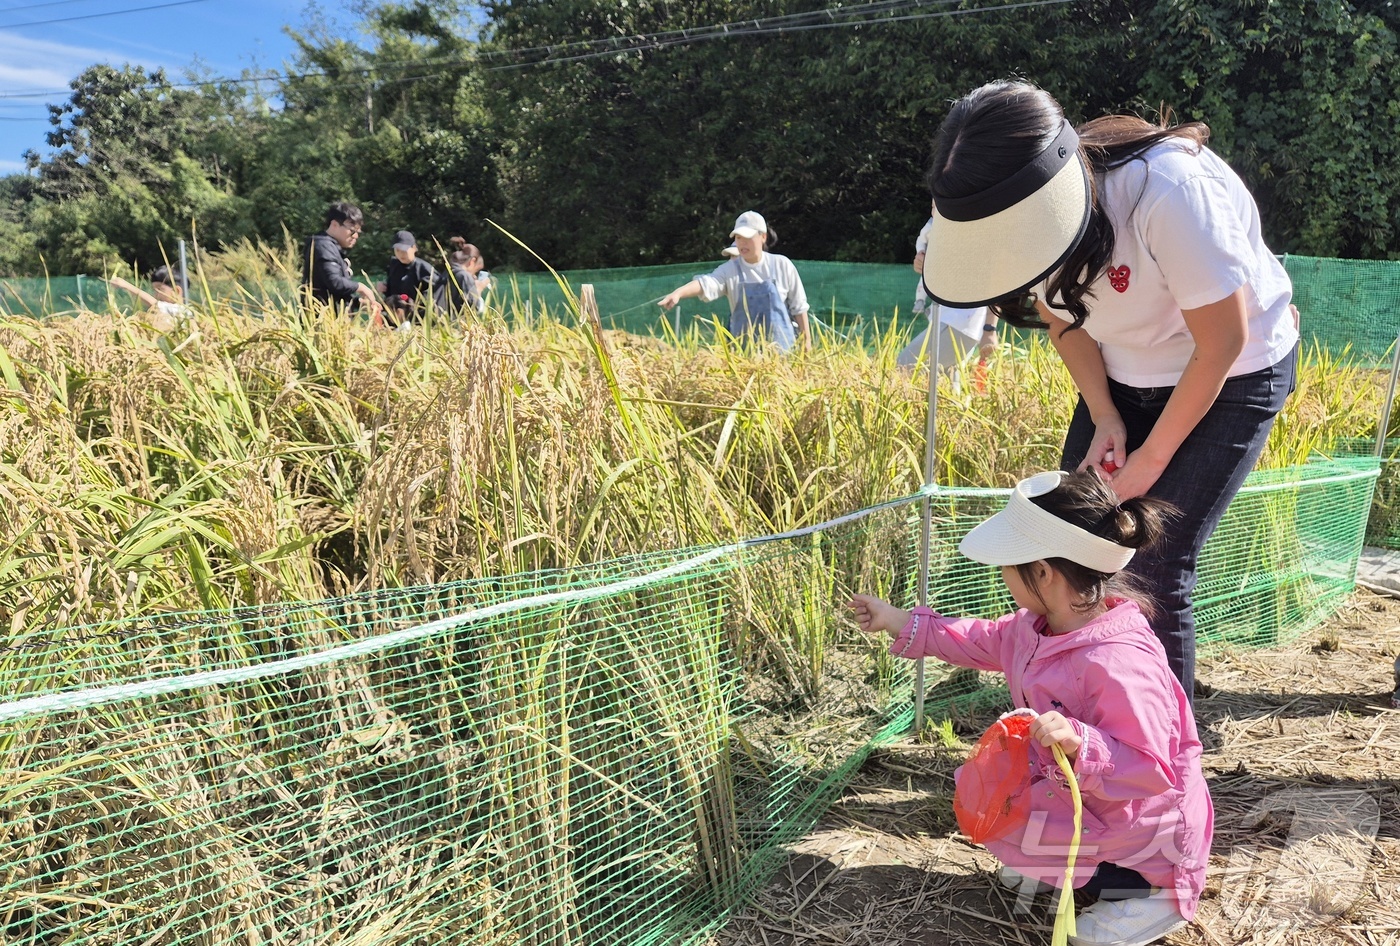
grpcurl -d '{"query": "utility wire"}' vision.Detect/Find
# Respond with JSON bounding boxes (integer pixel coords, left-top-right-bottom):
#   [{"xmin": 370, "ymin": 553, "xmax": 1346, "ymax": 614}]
[
  {"xmin": 487, "ymin": 0, "xmax": 1076, "ymax": 69},
  {"xmin": 0, "ymin": 0, "xmax": 1076, "ymax": 99},
  {"xmin": 0, "ymin": 0, "xmax": 134, "ymax": 14},
  {"xmin": 0, "ymin": 0, "xmax": 214, "ymax": 31},
  {"xmin": 0, "ymin": 1, "xmax": 940, "ymax": 97}
]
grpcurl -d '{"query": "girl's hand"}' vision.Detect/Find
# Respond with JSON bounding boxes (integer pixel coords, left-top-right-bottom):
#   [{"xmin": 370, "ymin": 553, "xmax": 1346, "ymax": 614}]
[
  {"xmin": 848, "ymin": 594, "xmax": 911, "ymax": 639},
  {"xmin": 1029, "ymin": 711, "xmax": 1082, "ymax": 760}
]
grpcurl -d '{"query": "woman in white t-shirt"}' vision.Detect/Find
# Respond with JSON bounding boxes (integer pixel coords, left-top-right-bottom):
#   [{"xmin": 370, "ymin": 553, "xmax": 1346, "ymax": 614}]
[
  {"xmin": 924, "ymin": 80, "xmax": 1299, "ymax": 689},
  {"xmin": 922, "ymin": 83, "xmax": 1297, "ymax": 946},
  {"xmin": 659, "ymin": 211, "xmax": 810, "ymax": 352},
  {"xmin": 899, "ymin": 214, "xmax": 1000, "ymax": 372}
]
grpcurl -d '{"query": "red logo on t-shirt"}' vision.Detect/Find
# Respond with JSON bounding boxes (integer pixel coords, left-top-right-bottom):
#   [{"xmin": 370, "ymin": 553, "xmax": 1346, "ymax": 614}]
[{"xmin": 1107, "ymin": 265, "xmax": 1131, "ymax": 293}]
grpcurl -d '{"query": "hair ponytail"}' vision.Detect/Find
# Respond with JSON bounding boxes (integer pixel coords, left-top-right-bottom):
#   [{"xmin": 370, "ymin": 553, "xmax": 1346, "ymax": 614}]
[
  {"xmin": 1096, "ymin": 494, "xmax": 1171, "ymax": 551},
  {"xmin": 1018, "ymin": 471, "xmax": 1178, "ymax": 618}
]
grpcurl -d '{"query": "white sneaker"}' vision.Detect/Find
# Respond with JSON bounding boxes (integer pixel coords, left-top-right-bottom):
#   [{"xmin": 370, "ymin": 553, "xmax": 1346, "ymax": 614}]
[
  {"xmin": 1068, "ymin": 890, "xmax": 1187, "ymax": 946},
  {"xmin": 997, "ymin": 865, "xmax": 1051, "ymax": 895}
]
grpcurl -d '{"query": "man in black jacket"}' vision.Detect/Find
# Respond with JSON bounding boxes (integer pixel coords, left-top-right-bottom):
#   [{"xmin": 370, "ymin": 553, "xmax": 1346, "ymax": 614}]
[{"xmin": 301, "ymin": 202, "xmax": 382, "ymax": 317}]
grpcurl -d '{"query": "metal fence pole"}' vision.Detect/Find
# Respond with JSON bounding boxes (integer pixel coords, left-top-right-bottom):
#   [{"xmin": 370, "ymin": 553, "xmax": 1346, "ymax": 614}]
[
  {"xmin": 177, "ymin": 240, "xmax": 190, "ymax": 303},
  {"xmin": 914, "ymin": 315, "xmax": 940, "ymax": 734},
  {"xmin": 1376, "ymin": 330, "xmax": 1400, "ymax": 459}
]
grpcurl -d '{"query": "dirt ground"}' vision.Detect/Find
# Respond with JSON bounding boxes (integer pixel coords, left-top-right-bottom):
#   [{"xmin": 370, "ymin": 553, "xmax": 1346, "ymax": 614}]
[{"xmin": 714, "ymin": 590, "xmax": 1400, "ymax": 946}]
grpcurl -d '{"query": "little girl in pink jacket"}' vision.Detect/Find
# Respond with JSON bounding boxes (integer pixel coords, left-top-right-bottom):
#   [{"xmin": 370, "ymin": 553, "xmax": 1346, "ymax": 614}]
[{"xmin": 851, "ymin": 470, "xmax": 1212, "ymax": 946}]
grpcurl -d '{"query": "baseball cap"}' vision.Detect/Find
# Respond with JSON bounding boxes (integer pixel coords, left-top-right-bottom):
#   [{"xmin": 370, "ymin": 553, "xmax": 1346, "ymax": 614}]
[
  {"xmin": 729, "ymin": 211, "xmax": 768, "ymax": 239},
  {"xmin": 393, "ymin": 230, "xmax": 417, "ymax": 251}
]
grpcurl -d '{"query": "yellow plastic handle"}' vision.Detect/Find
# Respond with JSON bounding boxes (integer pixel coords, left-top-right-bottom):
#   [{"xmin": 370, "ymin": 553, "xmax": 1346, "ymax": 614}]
[{"xmin": 1050, "ymin": 744, "xmax": 1082, "ymax": 946}]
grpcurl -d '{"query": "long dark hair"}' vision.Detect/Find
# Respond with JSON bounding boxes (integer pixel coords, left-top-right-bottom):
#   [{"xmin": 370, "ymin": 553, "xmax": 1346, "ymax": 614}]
[
  {"xmin": 1012, "ymin": 470, "xmax": 1176, "ymax": 619},
  {"xmin": 927, "ymin": 80, "xmax": 1209, "ymax": 331}
]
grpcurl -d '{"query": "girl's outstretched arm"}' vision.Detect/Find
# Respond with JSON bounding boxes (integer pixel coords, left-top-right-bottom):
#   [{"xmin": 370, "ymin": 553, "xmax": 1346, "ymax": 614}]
[
  {"xmin": 848, "ymin": 594, "xmax": 910, "ymax": 639},
  {"xmin": 849, "ymin": 596, "xmax": 1017, "ymax": 673}
]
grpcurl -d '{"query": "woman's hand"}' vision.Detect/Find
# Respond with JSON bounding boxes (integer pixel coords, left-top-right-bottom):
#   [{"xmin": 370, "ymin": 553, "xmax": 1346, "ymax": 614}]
[
  {"xmin": 1029, "ymin": 710, "xmax": 1082, "ymax": 760},
  {"xmin": 1102, "ymin": 448, "xmax": 1169, "ymax": 501},
  {"xmin": 1077, "ymin": 416, "xmax": 1127, "ymax": 479},
  {"xmin": 912, "ymin": 251, "xmax": 926, "ymax": 274},
  {"xmin": 658, "ymin": 292, "xmax": 681, "ymax": 310},
  {"xmin": 978, "ymin": 329, "xmax": 999, "ymax": 359},
  {"xmin": 848, "ymin": 594, "xmax": 911, "ymax": 639}
]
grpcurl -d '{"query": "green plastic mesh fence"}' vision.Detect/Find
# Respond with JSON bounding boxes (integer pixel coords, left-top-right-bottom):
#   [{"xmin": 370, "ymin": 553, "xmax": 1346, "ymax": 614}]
[
  {"xmin": 5, "ymin": 256, "xmax": 1399, "ymax": 357},
  {"xmin": 491, "ymin": 261, "xmax": 915, "ymax": 337},
  {"xmin": 1333, "ymin": 436, "xmax": 1400, "ymax": 549},
  {"xmin": 0, "ymin": 276, "xmax": 91, "ymax": 316},
  {"xmin": 1282, "ymin": 255, "xmax": 1400, "ymax": 366},
  {"xmin": 0, "ymin": 457, "xmax": 1377, "ymax": 946},
  {"xmin": 9, "ymin": 255, "xmax": 1398, "ymax": 357}
]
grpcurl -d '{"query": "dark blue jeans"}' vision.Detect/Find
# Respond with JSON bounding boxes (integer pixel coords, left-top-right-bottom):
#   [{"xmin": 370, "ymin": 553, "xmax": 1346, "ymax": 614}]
[{"xmin": 1061, "ymin": 345, "xmax": 1297, "ymax": 698}]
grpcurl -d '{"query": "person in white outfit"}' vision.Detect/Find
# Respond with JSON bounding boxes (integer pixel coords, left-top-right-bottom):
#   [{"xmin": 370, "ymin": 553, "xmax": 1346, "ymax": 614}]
[
  {"xmin": 659, "ymin": 211, "xmax": 811, "ymax": 352},
  {"xmin": 898, "ymin": 214, "xmax": 1000, "ymax": 371}
]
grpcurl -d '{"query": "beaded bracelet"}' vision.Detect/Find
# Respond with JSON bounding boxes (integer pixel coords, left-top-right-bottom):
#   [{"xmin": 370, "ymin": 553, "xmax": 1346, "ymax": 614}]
[{"xmin": 893, "ymin": 611, "xmax": 920, "ymax": 657}]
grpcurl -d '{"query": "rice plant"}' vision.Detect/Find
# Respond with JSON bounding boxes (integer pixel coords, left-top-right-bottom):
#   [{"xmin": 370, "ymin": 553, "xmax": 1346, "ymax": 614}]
[{"xmin": 0, "ymin": 282, "xmax": 1387, "ymax": 946}]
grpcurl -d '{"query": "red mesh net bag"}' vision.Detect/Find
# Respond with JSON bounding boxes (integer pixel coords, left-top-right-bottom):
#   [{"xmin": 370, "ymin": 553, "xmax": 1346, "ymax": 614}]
[{"xmin": 954, "ymin": 713, "xmax": 1035, "ymax": 844}]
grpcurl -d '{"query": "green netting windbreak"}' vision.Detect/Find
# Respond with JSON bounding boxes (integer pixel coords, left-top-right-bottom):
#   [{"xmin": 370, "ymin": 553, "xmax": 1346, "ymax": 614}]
[
  {"xmin": 456, "ymin": 255, "xmax": 1400, "ymax": 350},
  {"xmin": 1282, "ymin": 255, "xmax": 1400, "ymax": 365},
  {"xmin": 434, "ymin": 260, "xmax": 918, "ymax": 337},
  {"xmin": 5, "ymin": 256, "xmax": 1400, "ymax": 357},
  {"xmin": 1192, "ymin": 457, "xmax": 1379, "ymax": 649},
  {"xmin": 1332, "ymin": 436, "xmax": 1400, "ymax": 549},
  {"xmin": 0, "ymin": 496, "xmax": 934, "ymax": 946},
  {"xmin": 0, "ymin": 276, "xmax": 92, "ymax": 316},
  {"xmin": 0, "ymin": 456, "xmax": 1379, "ymax": 946}
]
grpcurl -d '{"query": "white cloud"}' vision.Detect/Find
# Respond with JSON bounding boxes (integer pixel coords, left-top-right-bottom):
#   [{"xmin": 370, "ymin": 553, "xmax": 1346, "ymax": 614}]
[{"xmin": 0, "ymin": 31, "xmax": 157, "ymax": 95}]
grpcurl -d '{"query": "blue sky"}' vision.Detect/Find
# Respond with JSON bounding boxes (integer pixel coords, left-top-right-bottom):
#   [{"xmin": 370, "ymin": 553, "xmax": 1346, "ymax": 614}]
[{"xmin": 0, "ymin": 0, "xmax": 361, "ymax": 173}]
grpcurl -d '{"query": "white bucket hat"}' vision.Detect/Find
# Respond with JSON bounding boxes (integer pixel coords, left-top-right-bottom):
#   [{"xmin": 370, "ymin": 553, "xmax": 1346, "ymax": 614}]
[
  {"xmin": 958, "ymin": 471, "xmax": 1134, "ymax": 573},
  {"xmin": 730, "ymin": 211, "xmax": 768, "ymax": 239},
  {"xmin": 722, "ymin": 242, "xmax": 740, "ymax": 258},
  {"xmin": 922, "ymin": 119, "xmax": 1091, "ymax": 308}
]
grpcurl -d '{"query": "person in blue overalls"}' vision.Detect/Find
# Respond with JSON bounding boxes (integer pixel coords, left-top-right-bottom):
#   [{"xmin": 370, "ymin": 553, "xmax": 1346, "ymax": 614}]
[{"xmin": 659, "ymin": 211, "xmax": 811, "ymax": 352}]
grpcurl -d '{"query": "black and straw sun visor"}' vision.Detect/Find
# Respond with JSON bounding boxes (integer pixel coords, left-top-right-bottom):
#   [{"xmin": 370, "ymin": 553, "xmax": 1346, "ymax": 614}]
[{"xmin": 922, "ymin": 120, "xmax": 1092, "ymax": 308}]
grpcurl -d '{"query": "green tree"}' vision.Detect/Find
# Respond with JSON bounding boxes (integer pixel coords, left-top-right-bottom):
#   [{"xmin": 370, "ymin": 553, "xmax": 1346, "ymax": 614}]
[
  {"xmin": 1135, "ymin": 0, "xmax": 1400, "ymax": 258},
  {"xmin": 25, "ymin": 64, "xmax": 255, "ymax": 272},
  {"xmin": 481, "ymin": 0, "xmax": 1142, "ymax": 268},
  {"xmin": 258, "ymin": 1, "xmax": 501, "ymax": 268}
]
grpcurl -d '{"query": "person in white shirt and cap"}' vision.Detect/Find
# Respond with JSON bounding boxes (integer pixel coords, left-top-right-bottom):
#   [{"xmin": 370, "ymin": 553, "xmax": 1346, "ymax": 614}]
[{"xmin": 659, "ymin": 211, "xmax": 811, "ymax": 352}]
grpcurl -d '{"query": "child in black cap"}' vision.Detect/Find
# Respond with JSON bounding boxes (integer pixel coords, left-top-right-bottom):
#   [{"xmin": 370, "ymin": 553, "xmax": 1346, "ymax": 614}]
[{"xmin": 379, "ymin": 230, "xmax": 437, "ymax": 327}]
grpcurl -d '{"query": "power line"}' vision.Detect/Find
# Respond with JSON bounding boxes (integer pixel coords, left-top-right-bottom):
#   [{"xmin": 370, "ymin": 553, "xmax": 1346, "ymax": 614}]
[
  {"xmin": 0, "ymin": 0, "xmax": 214, "ymax": 31},
  {"xmin": 477, "ymin": 0, "xmax": 938, "ymax": 63},
  {"xmin": 0, "ymin": 0, "xmax": 1077, "ymax": 99},
  {"xmin": 486, "ymin": 0, "xmax": 1077, "ymax": 70},
  {"xmin": 0, "ymin": 0, "xmax": 127, "ymax": 14}
]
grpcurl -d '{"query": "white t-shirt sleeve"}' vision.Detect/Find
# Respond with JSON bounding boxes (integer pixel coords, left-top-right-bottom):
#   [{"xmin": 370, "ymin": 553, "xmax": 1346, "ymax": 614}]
[
  {"xmin": 782, "ymin": 257, "xmax": 809, "ymax": 315},
  {"xmin": 915, "ymin": 217, "xmax": 933, "ymax": 254},
  {"xmin": 1140, "ymin": 173, "xmax": 1253, "ymax": 311},
  {"xmin": 695, "ymin": 261, "xmax": 738, "ymax": 303}
]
